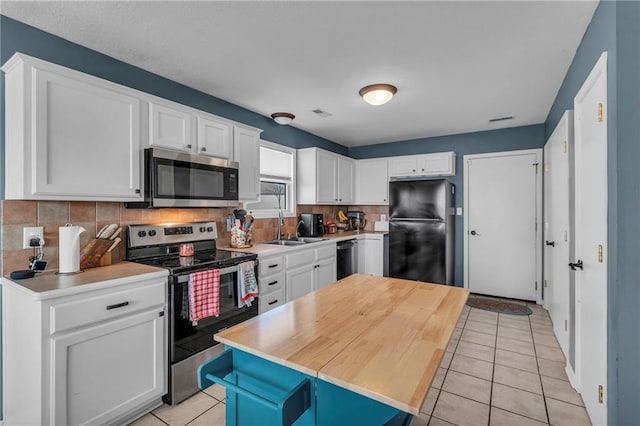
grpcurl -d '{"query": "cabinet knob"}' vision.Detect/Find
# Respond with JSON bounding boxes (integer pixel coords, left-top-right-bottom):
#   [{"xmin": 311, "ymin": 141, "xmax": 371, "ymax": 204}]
[
  {"xmin": 422, "ymin": 168, "xmax": 425, "ymax": 172},
  {"xmin": 186, "ymin": 144, "xmax": 192, "ymax": 149},
  {"xmin": 412, "ymin": 169, "xmax": 416, "ymax": 172},
  {"xmin": 339, "ymin": 198, "xmax": 342, "ymax": 202},
  {"xmin": 201, "ymin": 147, "xmax": 207, "ymax": 152}
]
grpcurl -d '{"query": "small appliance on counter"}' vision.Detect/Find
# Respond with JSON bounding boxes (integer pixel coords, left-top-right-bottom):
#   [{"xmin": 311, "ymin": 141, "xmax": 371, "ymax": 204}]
[
  {"xmin": 347, "ymin": 211, "xmax": 366, "ymax": 231},
  {"xmin": 298, "ymin": 213, "xmax": 324, "ymax": 237}
]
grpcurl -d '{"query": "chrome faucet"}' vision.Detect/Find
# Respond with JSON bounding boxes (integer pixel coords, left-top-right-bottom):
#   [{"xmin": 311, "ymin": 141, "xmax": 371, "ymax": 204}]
[
  {"xmin": 295, "ymin": 219, "xmax": 305, "ymax": 239},
  {"xmin": 276, "ymin": 210, "xmax": 285, "ymax": 241}
]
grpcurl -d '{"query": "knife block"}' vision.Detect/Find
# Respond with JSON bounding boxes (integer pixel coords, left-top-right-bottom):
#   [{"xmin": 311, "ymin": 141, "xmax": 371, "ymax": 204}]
[{"xmin": 79, "ymin": 239, "xmax": 114, "ymax": 269}]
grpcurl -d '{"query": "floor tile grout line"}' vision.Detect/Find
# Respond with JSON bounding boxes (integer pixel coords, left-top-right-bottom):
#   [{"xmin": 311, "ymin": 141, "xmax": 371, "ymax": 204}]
[
  {"xmin": 183, "ymin": 400, "xmax": 224, "ymax": 426},
  {"xmin": 150, "ymin": 412, "xmax": 170, "ymax": 425},
  {"xmin": 530, "ymin": 312, "xmax": 552, "ymax": 425},
  {"xmin": 487, "ymin": 311, "xmax": 499, "ymax": 426}
]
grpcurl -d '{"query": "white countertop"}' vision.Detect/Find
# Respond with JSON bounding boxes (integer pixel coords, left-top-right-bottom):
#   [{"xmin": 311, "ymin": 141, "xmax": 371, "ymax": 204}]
[
  {"xmin": 1, "ymin": 261, "xmax": 168, "ymax": 300},
  {"xmin": 221, "ymin": 231, "xmax": 387, "ymax": 257}
]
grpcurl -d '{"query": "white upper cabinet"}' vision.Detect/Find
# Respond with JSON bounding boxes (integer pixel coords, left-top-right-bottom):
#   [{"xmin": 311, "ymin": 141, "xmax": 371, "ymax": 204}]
[
  {"xmin": 149, "ymin": 100, "xmax": 193, "ymax": 152},
  {"xmin": 297, "ymin": 148, "xmax": 354, "ymax": 205},
  {"xmin": 197, "ymin": 115, "xmax": 233, "ymax": 159},
  {"xmin": 2, "ymin": 53, "xmax": 143, "ymax": 201},
  {"xmin": 149, "ymin": 99, "xmax": 235, "ymax": 160},
  {"xmin": 233, "ymin": 127, "xmax": 262, "ymax": 202},
  {"xmin": 355, "ymin": 158, "xmax": 389, "ymax": 204},
  {"xmin": 388, "ymin": 152, "xmax": 456, "ymax": 178}
]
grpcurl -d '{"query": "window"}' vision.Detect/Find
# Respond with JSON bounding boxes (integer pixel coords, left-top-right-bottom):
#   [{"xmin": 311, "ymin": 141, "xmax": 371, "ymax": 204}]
[{"xmin": 245, "ymin": 141, "xmax": 296, "ymax": 218}]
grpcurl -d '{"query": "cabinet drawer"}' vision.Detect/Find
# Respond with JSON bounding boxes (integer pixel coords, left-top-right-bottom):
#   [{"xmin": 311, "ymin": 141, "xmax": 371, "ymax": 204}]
[
  {"xmin": 259, "ymin": 255, "xmax": 283, "ymax": 276},
  {"xmin": 50, "ymin": 279, "xmax": 165, "ymax": 334},
  {"xmin": 259, "ymin": 270, "xmax": 284, "ymax": 293},
  {"xmin": 259, "ymin": 289, "xmax": 285, "ymax": 314},
  {"xmin": 315, "ymin": 244, "xmax": 336, "ymax": 261},
  {"xmin": 286, "ymin": 249, "xmax": 315, "ymax": 269}
]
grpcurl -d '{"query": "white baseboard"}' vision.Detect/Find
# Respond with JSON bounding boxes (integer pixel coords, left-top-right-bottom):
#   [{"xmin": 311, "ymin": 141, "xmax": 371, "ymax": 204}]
[{"xmin": 566, "ymin": 363, "xmax": 579, "ymax": 392}]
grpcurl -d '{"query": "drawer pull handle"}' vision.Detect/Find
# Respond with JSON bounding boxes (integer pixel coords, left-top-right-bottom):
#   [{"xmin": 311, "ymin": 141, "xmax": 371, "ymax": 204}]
[
  {"xmin": 106, "ymin": 301, "xmax": 129, "ymax": 310},
  {"xmin": 268, "ymin": 281, "xmax": 278, "ymax": 286},
  {"xmin": 268, "ymin": 264, "xmax": 279, "ymax": 269},
  {"xmin": 268, "ymin": 300, "xmax": 279, "ymax": 305}
]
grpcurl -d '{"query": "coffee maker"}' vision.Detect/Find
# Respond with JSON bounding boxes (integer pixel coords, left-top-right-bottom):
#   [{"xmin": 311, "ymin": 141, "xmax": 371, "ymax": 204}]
[{"xmin": 347, "ymin": 211, "xmax": 366, "ymax": 231}]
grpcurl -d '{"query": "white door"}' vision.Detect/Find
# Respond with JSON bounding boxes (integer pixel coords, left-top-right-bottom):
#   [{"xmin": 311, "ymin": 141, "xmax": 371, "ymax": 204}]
[
  {"xmin": 544, "ymin": 110, "xmax": 573, "ymax": 358},
  {"xmin": 285, "ymin": 266, "xmax": 314, "ymax": 301},
  {"xmin": 337, "ymin": 156, "xmax": 355, "ymax": 203},
  {"xmin": 574, "ymin": 52, "xmax": 608, "ymax": 425},
  {"xmin": 464, "ymin": 150, "xmax": 542, "ymax": 301},
  {"xmin": 316, "ymin": 151, "xmax": 338, "ymax": 203},
  {"xmin": 149, "ymin": 101, "xmax": 193, "ymax": 152},
  {"xmin": 314, "ymin": 257, "xmax": 337, "ymax": 290}
]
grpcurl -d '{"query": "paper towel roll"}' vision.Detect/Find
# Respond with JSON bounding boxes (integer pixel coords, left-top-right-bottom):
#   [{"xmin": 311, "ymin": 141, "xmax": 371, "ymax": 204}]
[{"xmin": 59, "ymin": 225, "xmax": 85, "ymax": 273}]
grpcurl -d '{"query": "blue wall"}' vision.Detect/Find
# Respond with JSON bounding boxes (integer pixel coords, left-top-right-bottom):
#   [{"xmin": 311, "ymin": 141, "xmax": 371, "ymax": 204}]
[
  {"xmin": 350, "ymin": 124, "xmax": 546, "ymax": 288},
  {"xmin": 0, "ymin": 15, "xmax": 347, "ymax": 156},
  {"xmin": 543, "ymin": 1, "xmax": 640, "ymax": 424}
]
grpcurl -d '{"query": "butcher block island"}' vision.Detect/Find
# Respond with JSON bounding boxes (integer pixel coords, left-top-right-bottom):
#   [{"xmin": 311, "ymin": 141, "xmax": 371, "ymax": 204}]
[{"xmin": 198, "ymin": 274, "xmax": 469, "ymax": 425}]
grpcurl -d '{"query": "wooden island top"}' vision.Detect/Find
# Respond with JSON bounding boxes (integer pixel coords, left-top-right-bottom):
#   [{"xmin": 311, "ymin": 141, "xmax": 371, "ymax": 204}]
[{"xmin": 215, "ymin": 274, "xmax": 469, "ymax": 416}]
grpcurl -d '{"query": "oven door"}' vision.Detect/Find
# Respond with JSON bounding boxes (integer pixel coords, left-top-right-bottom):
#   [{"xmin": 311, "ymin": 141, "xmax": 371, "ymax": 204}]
[
  {"xmin": 149, "ymin": 147, "xmax": 239, "ymax": 208},
  {"xmin": 170, "ymin": 265, "xmax": 258, "ymax": 364}
]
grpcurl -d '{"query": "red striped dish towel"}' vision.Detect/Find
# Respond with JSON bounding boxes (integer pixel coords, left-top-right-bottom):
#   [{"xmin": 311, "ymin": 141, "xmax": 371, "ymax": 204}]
[{"xmin": 188, "ymin": 269, "xmax": 220, "ymax": 325}]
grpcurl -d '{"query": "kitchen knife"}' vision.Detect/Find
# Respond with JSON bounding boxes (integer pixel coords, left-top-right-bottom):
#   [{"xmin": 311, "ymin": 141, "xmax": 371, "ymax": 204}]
[
  {"xmin": 99, "ymin": 224, "xmax": 118, "ymax": 239},
  {"xmin": 109, "ymin": 227, "xmax": 122, "ymax": 240},
  {"xmin": 96, "ymin": 224, "xmax": 110, "ymax": 239}
]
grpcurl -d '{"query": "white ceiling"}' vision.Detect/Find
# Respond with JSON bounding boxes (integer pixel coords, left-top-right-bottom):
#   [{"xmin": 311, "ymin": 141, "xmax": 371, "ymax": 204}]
[{"xmin": 0, "ymin": 1, "xmax": 598, "ymax": 147}]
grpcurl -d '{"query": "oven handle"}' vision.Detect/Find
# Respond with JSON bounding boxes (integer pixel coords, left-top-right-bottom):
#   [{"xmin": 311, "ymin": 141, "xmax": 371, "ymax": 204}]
[{"xmin": 175, "ymin": 265, "xmax": 241, "ymax": 284}]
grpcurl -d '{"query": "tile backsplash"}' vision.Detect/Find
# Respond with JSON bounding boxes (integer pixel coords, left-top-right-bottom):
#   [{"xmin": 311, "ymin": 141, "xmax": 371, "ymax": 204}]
[{"xmin": 1, "ymin": 200, "xmax": 388, "ymax": 274}]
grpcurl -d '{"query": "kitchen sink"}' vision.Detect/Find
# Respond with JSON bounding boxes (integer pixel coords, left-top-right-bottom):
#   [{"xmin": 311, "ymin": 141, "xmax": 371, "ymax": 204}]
[
  {"xmin": 264, "ymin": 240, "xmax": 308, "ymax": 246},
  {"xmin": 264, "ymin": 237, "xmax": 327, "ymax": 246}
]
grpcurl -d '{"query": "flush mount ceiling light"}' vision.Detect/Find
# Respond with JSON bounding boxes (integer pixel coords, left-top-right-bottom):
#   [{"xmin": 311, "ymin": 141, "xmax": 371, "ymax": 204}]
[
  {"xmin": 359, "ymin": 83, "xmax": 397, "ymax": 106},
  {"xmin": 271, "ymin": 112, "xmax": 295, "ymax": 125}
]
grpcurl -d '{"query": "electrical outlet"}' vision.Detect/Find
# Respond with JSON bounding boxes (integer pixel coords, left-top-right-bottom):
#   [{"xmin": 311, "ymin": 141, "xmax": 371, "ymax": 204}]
[{"xmin": 23, "ymin": 226, "xmax": 44, "ymax": 249}]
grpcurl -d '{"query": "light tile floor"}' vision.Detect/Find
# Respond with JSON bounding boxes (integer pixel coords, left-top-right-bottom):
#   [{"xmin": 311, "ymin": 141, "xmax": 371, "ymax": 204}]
[{"xmin": 130, "ymin": 297, "xmax": 591, "ymax": 426}]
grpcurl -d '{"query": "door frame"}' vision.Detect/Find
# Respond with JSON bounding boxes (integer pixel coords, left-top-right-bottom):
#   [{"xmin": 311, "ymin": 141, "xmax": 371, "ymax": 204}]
[{"xmin": 463, "ymin": 149, "xmax": 543, "ymax": 303}]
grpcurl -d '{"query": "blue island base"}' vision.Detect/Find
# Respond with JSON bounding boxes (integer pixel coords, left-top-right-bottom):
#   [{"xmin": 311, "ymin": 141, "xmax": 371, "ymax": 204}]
[{"xmin": 198, "ymin": 347, "xmax": 412, "ymax": 426}]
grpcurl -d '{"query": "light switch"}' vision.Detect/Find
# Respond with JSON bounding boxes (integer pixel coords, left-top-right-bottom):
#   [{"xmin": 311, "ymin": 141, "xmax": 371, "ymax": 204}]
[{"xmin": 456, "ymin": 208, "xmax": 463, "ymax": 216}]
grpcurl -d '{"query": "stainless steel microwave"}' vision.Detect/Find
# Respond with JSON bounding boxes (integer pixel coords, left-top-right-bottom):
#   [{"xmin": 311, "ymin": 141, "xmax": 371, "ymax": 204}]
[{"xmin": 125, "ymin": 148, "xmax": 239, "ymax": 208}]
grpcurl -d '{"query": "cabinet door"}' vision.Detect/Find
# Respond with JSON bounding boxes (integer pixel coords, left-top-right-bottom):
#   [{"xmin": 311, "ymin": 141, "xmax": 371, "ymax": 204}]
[
  {"xmin": 355, "ymin": 159, "xmax": 389, "ymax": 204},
  {"xmin": 285, "ymin": 266, "xmax": 314, "ymax": 302},
  {"xmin": 51, "ymin": 308, "xmax": 165, "ymax": 425},
  {"xmin": 234, "ymin": 127, "xmax": 261, "ymax": 201},
  {"xmin": 388, "ymin": 157, "xmax": 419, "ymax": 177},
  {"xmin": 418, "ymin": 152, "xmax": 456, "ymax": 176},
  {"xmin": 149, "ymin": 101, "xmax": 193, "ymax": 152},
  {"xmin": 32, "ymin": 68, "xmax": 142, "ymax": 200},
  {"xmin": 314, "ymin": 257, "xmax": 337, "ymax": 291},
  {"xmin": 316, "ymin": 150, "xmax": 338, "ymax": 203},
  {"xmin": 337, "ymin": 157, "xmax": 355, "ymax": 203},
  {"xmin": 365, "ymin": 239, "xmax": 384, "ymax": 277},
  {"xmin": 197, "ymin": 115, "xmax": 233, "ymax": 159}
]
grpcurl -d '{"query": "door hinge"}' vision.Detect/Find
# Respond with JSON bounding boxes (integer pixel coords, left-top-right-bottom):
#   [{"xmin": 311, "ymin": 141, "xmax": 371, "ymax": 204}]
[
  {"xmin": 535, "ymin": 281, "xmax": 538, "ymax": 291},
  {"xmin": 564, "ymin": 230, "xmax": 568, "ymax": 242},
  {"xmin": 598, "ymin": 103, "xmax": 604, "ymax": 122},
  {"xmin": 533, "ymin": 162, "xmax": 539, "ymax": 173},
  {"xmin": 564, "ymin": 319, "xmax": 568, "ymax": 331},
  {"xmin": 544, "ymin": 279, "xmax": 548, "ymax": 288},
  {"xmin": 563, "ymin": 140, "xmax": 568, "ymax": 153},
  {"xmin": 598, "ymin": 245, "xmax": 604, "ymax": 263},
  {"xmin": 544, "ymin": 163, "xmax": 549, "ymax": 173},
  {"xmin": 599, "ymin": 385, "xmax": 604, "ymax": 404}
]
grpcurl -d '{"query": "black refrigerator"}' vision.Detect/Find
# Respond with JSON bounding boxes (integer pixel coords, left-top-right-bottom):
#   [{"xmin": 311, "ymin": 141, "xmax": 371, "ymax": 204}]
[{"xmin": 389, "ymin": 179, "xmax": 455, "ymax": 285}]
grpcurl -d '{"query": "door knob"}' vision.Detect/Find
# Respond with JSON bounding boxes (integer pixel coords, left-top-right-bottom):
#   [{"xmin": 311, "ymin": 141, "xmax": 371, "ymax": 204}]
[
  {"xmin": 470, "ymin": 230, "xmax": 479, "ymax": 236},
  {"xmin": 569, "ymin": 260, "xmax": 584, "ymax": 271},
  {"xmin": 546, "ymin": 240, "xmax": 556, "ymax": 247}
]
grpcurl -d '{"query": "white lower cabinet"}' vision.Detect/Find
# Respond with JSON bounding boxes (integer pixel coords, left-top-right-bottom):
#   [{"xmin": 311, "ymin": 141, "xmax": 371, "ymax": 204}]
[
  {"xmin": 2, "ymin": 273, "xmax": 167, "ymax": 426},
  {"xmin": 357, "ymin": 235, "xmax": 384, "ymax": 277},
  {"xmin": 283, "ymin": 243, "xmax": 337, "ymax": 302},
  {"xmin": 258, "ymin": 254, "xmax": 286, "ymax": 314}
]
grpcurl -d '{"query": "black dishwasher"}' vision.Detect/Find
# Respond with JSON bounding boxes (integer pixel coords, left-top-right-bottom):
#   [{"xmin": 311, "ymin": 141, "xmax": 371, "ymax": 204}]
[{"xmin": 336, "ymin": 239, "xmax": 358, "ymax": 280}]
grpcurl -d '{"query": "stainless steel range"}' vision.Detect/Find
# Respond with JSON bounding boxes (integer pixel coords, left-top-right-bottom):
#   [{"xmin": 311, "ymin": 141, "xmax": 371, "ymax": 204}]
[{"xmin": 126, "ymin": 222, "xmax": 258, "ymax": 405}]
